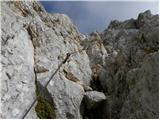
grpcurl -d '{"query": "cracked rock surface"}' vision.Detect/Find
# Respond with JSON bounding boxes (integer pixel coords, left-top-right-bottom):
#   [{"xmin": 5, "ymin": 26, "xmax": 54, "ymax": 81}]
[
  {"xmin": 1, "ymin": 1, "xmax": 91, "ymax": 119},
  {"xmin": 1, "ymin": 1, "xmax": 159, "ymax": 119},
  {"xmin": 98, "ymin": 10, "xmax": 159, "ymax": 118}
]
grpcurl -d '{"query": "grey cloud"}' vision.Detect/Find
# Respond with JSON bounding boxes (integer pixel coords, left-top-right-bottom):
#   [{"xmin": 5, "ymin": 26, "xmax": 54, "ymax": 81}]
[{"xmin": 41, "ymin": 1, "xmax": 159, "ymax": 34}]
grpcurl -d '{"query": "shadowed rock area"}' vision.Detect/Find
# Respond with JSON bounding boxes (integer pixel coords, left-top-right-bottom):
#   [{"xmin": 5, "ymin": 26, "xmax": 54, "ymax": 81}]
[{"xmin": 1, "ymin": 1, "xmax": 159, "ymax": 119}]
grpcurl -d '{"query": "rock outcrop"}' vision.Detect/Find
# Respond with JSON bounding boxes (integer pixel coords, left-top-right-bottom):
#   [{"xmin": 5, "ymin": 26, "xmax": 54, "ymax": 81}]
[
  {"xmin": 120, "ymin": 52, "xmax": 158, "ymax": 118},
  {"xmin": 81, "ymin": 32, "xmax": 108, "ymax": 91},
  {"xmin": 98, "ymin": 10, "xmax": 159, "ymax": 118},
  {"xmin": 1, "ymin": 2, "xmax": 37, "ymax": 118},
  {"xmin": 1, "ymin": 1, "xmax": 159, "ymax": 119},
  {"xmin": 1, "ymin": 1, "xmax": 92, "ymax": 119},
  {"xmin": 80, "ymin": 91, "xmax": 108, "ymax": 119},
  {"xmin": 84, "ymin": 91, "xmax": 106, "ymax": 109}
]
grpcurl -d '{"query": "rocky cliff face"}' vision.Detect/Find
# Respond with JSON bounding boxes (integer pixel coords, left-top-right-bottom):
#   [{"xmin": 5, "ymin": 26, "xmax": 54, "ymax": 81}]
[
  {"xmin": 0, "ymin": 1, "xmax": 159, "ymax": 119},
  {"xmin": 99, "ymin": 10, "xmax": 159, "ymax": 118},
  {"xmin": 1, "ymin": 1, "xmax": 92, "ymax": 119}
]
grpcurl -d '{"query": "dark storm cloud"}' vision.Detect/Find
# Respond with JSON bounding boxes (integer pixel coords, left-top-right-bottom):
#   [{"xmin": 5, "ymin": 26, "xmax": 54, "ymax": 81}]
[{"xmin": 41, "ymin": 1, "xmax": 158, "ymax": 34}]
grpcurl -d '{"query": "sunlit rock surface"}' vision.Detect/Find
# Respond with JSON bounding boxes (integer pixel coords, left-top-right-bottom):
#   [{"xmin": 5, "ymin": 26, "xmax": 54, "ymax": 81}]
[{"xmin": 1, "ymin": 1, "xmax": 158, "ymax": 119}]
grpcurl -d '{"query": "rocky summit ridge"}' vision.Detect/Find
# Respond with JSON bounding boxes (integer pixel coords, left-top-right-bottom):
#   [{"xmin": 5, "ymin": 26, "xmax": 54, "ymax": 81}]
[{"xmin": 1, "ymin": 1, "xmax": 159, "ymax": 119}]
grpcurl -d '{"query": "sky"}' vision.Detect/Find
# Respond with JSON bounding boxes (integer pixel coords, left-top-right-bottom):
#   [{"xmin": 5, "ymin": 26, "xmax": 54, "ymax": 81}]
[{"xmin": 41, "ymin": 1, "xmax": 159, "ymax": 34}]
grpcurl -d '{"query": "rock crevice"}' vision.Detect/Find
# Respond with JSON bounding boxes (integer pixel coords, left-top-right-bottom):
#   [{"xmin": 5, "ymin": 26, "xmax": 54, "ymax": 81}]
[{"xmin": 1, "ymin": 1, "xmax": 159, "ymax": 119}]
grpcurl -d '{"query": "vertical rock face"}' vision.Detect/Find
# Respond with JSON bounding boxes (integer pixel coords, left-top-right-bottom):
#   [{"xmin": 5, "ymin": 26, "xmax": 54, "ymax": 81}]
[
  {"xmin": 120, "ymin": 52, "xmax": 159, "ymax": 118},
  {"xmin": 81, "ymin": 32, "xmax": 108, "ymax": 67},
  {"xmin": 1, "ymin": 1, "xmax": 159, "ymax": 119},
  {"xmin": 98, "ymin": 10, "xmax": 159, "ymax": 118},
  {"xmin": 1, "ymin": 2, "xmax": 36, "ymax": 118},
  {"xmin": 80, "ymin": 32, "xmax": 108, "ymax": 91},
  {"xmin": 1, "ymin": 1, "xmax": 92, "ymax": 119}
]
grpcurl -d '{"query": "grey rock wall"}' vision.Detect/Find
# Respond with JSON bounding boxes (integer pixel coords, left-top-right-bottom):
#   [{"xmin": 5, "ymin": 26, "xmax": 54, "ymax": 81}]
[
  {"xmin": 99, "ymin": 10, "xmax": 159, "ymax": 118},
  {"xmin": 1, "ymin": 1, "xmax": 158, "ymax": 119},
  {"xmin": 1, "ymin": 1, "xmax": 92, "ymax": 119}
]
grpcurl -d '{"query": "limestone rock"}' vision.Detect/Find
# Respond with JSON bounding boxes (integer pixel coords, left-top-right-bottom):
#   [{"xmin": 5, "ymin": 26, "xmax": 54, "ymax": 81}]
[
  {"xmin": 99, "ymin": 67, "xmax": 113, "ymax": 93},
  {"xmin": 81, "ymin": 32, "xmax": 108, "ymax": 68},
  {"xmin": 1, "ymin": 2, "xmax": 36, "ymax": 118},
  {"xmin": 136, "ymin": 10, "xmax": 153, "ymax": 28},
  {"xmin": 120, "ymin": 52, "xmax": 159, "ymax": 118},
  {"xmin": 1, "ymin": 1, "xmax": 92, "ymax": 119},
  {"xmin": 1, "ymin": 1, "xmax": 158, "ymax": 119},
  {"xmin": 99, "ymin": 10, "xmax": 159, "ymax": 118},
  {"xmin": 80, "ymin": 32, "xmax": 108, "ymax": 90},
  {"xmin": 84, "ymin": 91, "xmax": 106, "ymax": 109},
  {"xmin": 108, "ymin": 19, "xmax": 137, "ymax": 29},
  {"xmin": 29, "ymin": 10, "xmax": 92, "ymax": 118}
]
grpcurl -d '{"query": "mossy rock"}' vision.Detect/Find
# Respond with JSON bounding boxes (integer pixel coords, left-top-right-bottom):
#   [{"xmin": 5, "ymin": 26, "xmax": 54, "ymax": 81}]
[
  {"xmin": 35, "ymin": 81, "xmax": 56, "ymax": 119},
  {"xmin": 35, "ymin": 97, "xmax": 56, "ymax": 119}
]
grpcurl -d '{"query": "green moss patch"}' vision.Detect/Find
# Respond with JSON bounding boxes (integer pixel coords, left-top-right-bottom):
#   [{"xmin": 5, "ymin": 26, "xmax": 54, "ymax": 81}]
[
  {"xmin": 35, "ymin": 97, "xmax": 56, "ymax": 119},
  {"xmin": 35, "ymin": 81, "xmax": 56, "ymax": 119}
]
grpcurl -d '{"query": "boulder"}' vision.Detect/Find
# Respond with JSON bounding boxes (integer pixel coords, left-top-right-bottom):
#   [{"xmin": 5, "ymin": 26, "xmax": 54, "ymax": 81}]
[{"xmin": 84, "ymin": 91, "xmax": 106, "ymax": 109}]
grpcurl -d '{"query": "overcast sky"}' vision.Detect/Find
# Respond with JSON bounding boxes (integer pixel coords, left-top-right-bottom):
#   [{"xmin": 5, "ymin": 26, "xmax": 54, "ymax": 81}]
[{"xmin": 41, "ymin": 1, "xmax": 158, "ymax": 34}]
